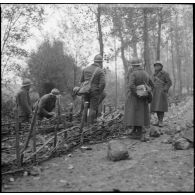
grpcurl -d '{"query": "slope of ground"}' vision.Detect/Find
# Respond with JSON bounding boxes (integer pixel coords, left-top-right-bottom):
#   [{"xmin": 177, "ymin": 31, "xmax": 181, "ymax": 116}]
[{"xmin": 2, "ymin": 97, "xmax": 194, "ymax": 192}]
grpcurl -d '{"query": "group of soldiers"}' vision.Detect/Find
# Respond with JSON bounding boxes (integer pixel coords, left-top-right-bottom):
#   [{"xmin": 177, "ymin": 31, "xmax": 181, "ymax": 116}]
[
  {"xmin": 124, "ymin": 58, "xmax": 172, "ymax": 141},
  {"xmin": 16, "ymin": 54, "xmax": 172, "ymax": 142}
]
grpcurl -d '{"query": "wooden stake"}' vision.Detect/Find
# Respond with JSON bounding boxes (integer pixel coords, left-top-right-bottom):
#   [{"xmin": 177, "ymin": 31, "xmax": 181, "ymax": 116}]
[
  {"xmin": 54, "ymin": 97, "xmax": 60, "ymax": 147},
  {"xmin": 20, "ymin": 100, "xmax": 39, "ymax": 163},
  {"xmin": 15, "ymin": 109, "xmax": 21, "ymax": 167}
]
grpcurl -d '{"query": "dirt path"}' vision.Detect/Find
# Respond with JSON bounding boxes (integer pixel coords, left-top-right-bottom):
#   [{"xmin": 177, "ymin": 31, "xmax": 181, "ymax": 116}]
[{"xmin": 2, "ymin": 97, "xmax": 194, "ymax": 192}]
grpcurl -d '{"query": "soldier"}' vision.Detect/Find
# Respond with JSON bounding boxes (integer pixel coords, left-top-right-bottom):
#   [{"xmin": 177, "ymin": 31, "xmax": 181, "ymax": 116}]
[
  {"xmin": 80, "ymin": 54, "xmax": 106, "ymax": 124},
  {"xmin": 37, "ymin": 88, "xmax": 60, "ymax": 120},
  {"xmin": 16, "ymin": 79, "xmax": 32, "ymax": 123},
  {"xmin": 151, "ymin": 61, "xmax": 172, "ymax": 127},
  {"xmin": 124, "ymin": 58, "xmax": 154, "ymax": 141}
]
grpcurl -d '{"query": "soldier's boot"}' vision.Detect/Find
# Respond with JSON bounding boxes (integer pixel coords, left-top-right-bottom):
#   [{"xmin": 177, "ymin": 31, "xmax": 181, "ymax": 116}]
[
  {"xmin": 158, "ymin": 112, "xmax": 164, "ymax": 127},
  {"xmin": 131, "ymin": 126, "xmax": 142, "ymax": 139},
  {"xmin": 129, "ymin": 126, "xmax": 137, "ymax": 137},
  {"xmin": 140, "ymin": 127, "xmax": 150, "ymax": 142},
  {"xmin": 153, "ymin": 112, "xmax": 160, "ymax": 126}
]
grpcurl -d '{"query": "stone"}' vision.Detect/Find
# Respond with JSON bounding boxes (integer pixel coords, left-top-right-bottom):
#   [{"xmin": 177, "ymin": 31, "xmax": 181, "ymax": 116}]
[
  {"xmin": 149, "ymin": 126, "xmax": 161, "ymax": 137},
  {"xmin": 182, "ymin": 128, "xmax": 194, "ymax": 143},
  {"xmin": 173, "ymin": 138, "xmax": 191, "ymax": 150},
  {"xmin": 107, "ymin": 140, "xmax": 129, "ymax": 161}
]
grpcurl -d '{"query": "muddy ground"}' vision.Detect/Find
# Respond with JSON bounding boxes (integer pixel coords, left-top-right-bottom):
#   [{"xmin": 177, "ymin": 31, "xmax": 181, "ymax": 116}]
[{"xmin": 2, "ymin": 97, "xmax": 194, "ymax": 192}]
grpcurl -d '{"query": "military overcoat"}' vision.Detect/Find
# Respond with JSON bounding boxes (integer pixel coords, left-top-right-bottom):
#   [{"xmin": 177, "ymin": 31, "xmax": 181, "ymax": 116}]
[
  {"xmin": 124, "ymin": 66, "xmax": 154, "ymax": 127},
  {"xmin": 16, "ymin": 87, "xmax": 32, "ymax": 118},
  {"xmin": 150, "ymin": 70, "xmax": 172, "ymax": 112}
]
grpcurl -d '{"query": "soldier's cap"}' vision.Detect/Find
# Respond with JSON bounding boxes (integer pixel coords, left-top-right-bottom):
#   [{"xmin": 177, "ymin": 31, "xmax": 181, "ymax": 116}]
[
  {"xmin": 51, "ymin": 88, "xmax": 60, "ymax": 95},
  {"xmin": 131, "ymin": 58, "xmax": 142, "ymax": 66},
  {"xmin": 154, "ymin": 60, "xmax": 163, "ymax": 66},
  {"xmin": 94, "ymin": 54, "xmax": 103, "ymax": 62},
  {"xmin": 22, "ymin": 79, "xmax": 32, "ymax": 87}
]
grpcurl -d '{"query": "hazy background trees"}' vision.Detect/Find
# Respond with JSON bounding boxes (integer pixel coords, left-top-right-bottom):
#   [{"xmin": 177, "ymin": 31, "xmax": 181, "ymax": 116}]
[{"xmin": 1, "ymin": 4, "xmax": 193, "ymax": 118}]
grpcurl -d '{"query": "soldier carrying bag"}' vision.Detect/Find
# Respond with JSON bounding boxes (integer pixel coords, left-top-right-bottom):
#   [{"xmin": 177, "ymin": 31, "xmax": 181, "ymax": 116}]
[
  {"xmin": 136, "ymin": 82, "xmax": 153, "ymax": 103},
  {"xmin": 77, "ymin": 67, "xmax": 99, "ymax": 96}
]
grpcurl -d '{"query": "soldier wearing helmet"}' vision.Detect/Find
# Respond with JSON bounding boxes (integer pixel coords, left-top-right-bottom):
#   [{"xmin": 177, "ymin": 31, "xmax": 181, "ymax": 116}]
[
  {"xmin": 124, "ymin": 58, "xmax": 154, "ymax": 141},
  {"xmin": 16, "ymin": 79, "xmax": 33, "ymax": 123},
  {"xmin": 150, "ymin": 61, "xmax": 172, "ymax": 127},
  {"xmin": 37, "ymin": 88, "xmax": 60, "ymax": 120},
  {"xmin": 79, "ymin": 54, "xmax": 106, "ymax": 124}
]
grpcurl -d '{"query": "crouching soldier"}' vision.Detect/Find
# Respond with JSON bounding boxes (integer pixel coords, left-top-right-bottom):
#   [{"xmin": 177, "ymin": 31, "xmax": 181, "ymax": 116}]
[
  {"xmin": 151, "ymin": 61, "xmax": 172, "ymax": 127},
  {"xmin": 16, "ymin": 79, "xmax": 32, "ymax": 123},
  {"xmin": 37, "ymin": 88, "xmax": 60, "ymax": 120}
]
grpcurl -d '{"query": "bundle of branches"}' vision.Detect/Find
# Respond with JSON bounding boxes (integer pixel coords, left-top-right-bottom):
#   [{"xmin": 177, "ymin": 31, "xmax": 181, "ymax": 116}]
[
  {"xmin": 2, "ymin": 110, "xmax": 125, "ymax": 173},
  {"xmin": 1, "ymin": 113, "xmax": 74, "ymax": 167}
]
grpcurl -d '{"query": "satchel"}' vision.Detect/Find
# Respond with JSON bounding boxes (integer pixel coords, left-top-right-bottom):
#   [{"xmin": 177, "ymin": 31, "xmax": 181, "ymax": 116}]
[
  {"xmin": 78, "ymin": 67, "xmax": 99, "ymax": 95},
  {"xmin": 136, "ymin": 82, "xmax": 153, "ymax": 103}
]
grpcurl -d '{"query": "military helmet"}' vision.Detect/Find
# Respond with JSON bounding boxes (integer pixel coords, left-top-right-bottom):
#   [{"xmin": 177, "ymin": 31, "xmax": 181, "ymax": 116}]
[
  {"xmin": 154, "ymin": 60, "xmax": 163, "ymax": 66},
  {"xmin": 94, "ymin": 54, "xmax": 103, "ymax": 62},
  {"xmin": 51, "ymin": 88, "xmax": 60, "ymax": 95},
  {"xmin": 22, "ymin": 79, "xmax": 32, "ymax": 87},
  {"xmin": 131, "ymin": 58, "xmax": 142, "ymax": 66}
]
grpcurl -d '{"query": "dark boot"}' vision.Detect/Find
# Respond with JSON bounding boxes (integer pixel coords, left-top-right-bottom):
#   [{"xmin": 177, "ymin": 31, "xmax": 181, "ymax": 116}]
[
  {"xmin": 153, "ymin": 112, "xmax": 160, "ymax": 126},
  {"xmin": 140, "ymin": 127, "xmax": 150, "ymax": 142},
  {"xmin": 130, "ymin": 126, "xmax": 142, "ymax": 139},
  {"xmin": 158, "ymin": 112, "xmax": 164, "ymax": 127},
  {"xmin": 129, "ymin": 126, "xmax": 137, "ymax": 136}
]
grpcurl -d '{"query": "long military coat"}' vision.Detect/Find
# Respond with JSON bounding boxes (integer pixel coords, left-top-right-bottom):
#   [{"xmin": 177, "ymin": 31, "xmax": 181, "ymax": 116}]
[
  {"xmin": 150, "ymin": 69, "xmax": 172, "ymax": 112},
  {"xmin": 124, "ymin": 66, "xmax": 154, "ymax": 127},
  {"xmin": 16, "ymin": 87, "xmax": 32, "ymax": 117}
]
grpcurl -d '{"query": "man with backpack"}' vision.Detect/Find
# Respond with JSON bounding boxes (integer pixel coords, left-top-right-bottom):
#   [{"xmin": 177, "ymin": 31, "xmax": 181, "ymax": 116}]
[{"xmin": 79, "ymin": 54, "xmax": 106, "ymax": 124}]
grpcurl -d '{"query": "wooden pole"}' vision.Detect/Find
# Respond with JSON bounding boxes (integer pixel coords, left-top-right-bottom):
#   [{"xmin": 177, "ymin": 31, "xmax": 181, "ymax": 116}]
[
  {"xmin": 32, "ymin": 121, "xmax": 36, "ymax": 163},
  {"xmin": 114, "ymin": 35, "xmax": 118, "ymax": 110},
  {"xmin": 20, "ymin": 100, "xmax": 39, "ymax": 163},
  {"xmin": 54, "ymin": 96, "xmax": 60, "ymax": 147},
  {"xmin": 80, "ymin": 101, "xmax": 89, "ymax": 144},
  {"xmin": 15, "ymin": 108, "xmax": 21, "ymax": 167}
]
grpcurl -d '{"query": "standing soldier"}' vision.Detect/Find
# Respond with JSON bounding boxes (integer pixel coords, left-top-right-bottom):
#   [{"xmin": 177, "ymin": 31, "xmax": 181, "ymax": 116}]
[
  {"xmin": 151, "ymin": 61, "xmax": 172, "ymax": 127},
  {"xmin": 124, "ymin": 58, "xmax": 154, "ymax": 141},
  {"xmin": 80, "ymin": 54, "xmax": 106, "ymax": 124},
  {"xmin": 16, "ymin": 79, "xmax": 32, "ymax": 123}
]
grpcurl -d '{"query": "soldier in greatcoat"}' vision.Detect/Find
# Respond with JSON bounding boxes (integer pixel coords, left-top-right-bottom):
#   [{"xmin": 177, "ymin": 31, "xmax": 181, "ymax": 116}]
[
  {"xmin": 80, "ymin": 54, "xmax": 106, "ymax": 124},
  {"xmin": 124, "ymin": 58, "xmax": 154, "ymax": 141},
  {"xmin": 150, "ymin": 61, "xmax": 172, "ymax": 127},
  {"xmin": 37, "ymin": 88, "xmax": 60, "ymax": 120},
  {"xmin": 16, "ymin": 79, "xmax": 32, "ymax": 123}
]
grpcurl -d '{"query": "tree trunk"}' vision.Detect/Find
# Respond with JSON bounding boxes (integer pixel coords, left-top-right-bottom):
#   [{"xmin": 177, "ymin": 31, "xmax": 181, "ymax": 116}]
[
  {"xmin": 156, "ymin": 8, "xmax": 162, "ymax": 61},
  {"xmin": 118, "ymin": 28, "xmax": 128, "ymax": 96},
  {"xmin": 97, "ymin": 5, "xmax": 104, "ymax": 57},
  {"xmin": 175, "ymin": 13, "xmax": 182, "ymax": 96},
  {"xmin": 170, "ymin": 29, "xmax": 176, "ymax": 95},
  {"xmin": 143, "ymin": 8, "xmax": 152, "ymax": 75}
]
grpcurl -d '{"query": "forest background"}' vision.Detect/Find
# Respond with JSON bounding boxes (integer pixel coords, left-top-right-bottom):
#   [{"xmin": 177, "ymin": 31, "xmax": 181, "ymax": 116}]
[{"xmin": 1, "ymin": 4, "xmax": 193, "ymax": 118}]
